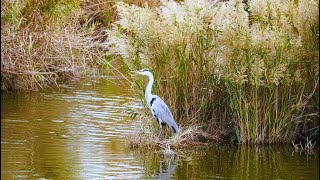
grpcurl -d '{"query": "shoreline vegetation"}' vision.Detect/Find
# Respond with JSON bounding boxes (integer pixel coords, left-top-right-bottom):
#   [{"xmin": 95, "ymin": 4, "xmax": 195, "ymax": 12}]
[
  {"xmin": 1, "ymin": 0, "xmax": 126, "ymax": 91},
  {"xmin": 1, "ymin": 0, "xmax": 102, "ymax": 91},
  {"xmin": 106, "ymin": 0, "xmax": 319, "ymax": 146},
  {"xmin": 2, "ymin": 0, "xmax": 319, "ymax": 146}
]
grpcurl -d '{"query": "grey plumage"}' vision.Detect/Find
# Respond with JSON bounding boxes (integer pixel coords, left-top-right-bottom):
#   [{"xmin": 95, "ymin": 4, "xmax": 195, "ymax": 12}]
[
  {"xmin": 134, "ymin": 68, "xmax": 179, "ymax": 137},
  {"xmin": 150, "ymin": 95, "xmax": 178, "ymax": 133}
]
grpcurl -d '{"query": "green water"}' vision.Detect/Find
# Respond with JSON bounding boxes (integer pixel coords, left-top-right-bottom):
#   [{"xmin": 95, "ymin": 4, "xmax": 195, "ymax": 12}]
[{"xmin": 1, "ymin": 78, "xmax": 319, "ymax": 179}]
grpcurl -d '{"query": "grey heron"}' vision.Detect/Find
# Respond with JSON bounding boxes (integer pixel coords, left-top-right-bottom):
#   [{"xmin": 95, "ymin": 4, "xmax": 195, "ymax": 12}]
[{"xmin": 134, "ymin": 68, "xmax": 179, "ymax": 138}]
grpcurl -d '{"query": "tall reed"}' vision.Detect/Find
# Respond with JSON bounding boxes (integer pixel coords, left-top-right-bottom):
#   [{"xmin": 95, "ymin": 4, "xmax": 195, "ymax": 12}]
[
  {"xmin": 217, "ymin": 0, "xmax": 319, "ymax": 143},
  {"xmin": 105, "ymin": 0, "xmax": 319, "ymax": 144},
  {"xmin": 1, "ymin": 0, "xmax": 107, "ymax": 91}
]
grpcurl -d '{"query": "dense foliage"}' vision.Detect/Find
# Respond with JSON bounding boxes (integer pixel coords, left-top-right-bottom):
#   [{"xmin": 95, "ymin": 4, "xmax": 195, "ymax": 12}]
[{"xmin": 106, "ymin": 0, "xmax": 319, "ymax": 144}]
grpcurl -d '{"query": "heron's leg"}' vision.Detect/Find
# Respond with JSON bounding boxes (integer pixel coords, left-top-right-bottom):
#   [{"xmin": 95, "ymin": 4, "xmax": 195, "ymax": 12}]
[{"xmin": 158, "ymin": 125, "xmax": 162, "ymax": 140}]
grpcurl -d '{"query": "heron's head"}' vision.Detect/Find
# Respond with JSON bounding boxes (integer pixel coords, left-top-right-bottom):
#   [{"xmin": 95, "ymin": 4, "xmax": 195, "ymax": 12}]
[{"xmin": 135, "ymin": 68, "xmax": 152, "ymax": 76}]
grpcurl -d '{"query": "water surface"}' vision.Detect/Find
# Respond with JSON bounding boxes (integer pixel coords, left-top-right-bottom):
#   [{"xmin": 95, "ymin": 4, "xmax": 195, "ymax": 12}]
[{"xmin": 1, "ymin": 78, "xmax": 319, "ymax": 179}]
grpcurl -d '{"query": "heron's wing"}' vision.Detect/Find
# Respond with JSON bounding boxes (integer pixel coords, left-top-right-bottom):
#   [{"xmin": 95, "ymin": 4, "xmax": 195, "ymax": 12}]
[{"xmin": 150, "ymin": 95, "xmax": 179, "ymax": 133}]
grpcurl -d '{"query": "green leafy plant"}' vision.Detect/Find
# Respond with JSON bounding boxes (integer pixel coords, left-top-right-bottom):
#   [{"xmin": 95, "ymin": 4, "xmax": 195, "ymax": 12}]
[{"xmin": 106, "ymin": 0, "xmax": 319, "ymax": 144}]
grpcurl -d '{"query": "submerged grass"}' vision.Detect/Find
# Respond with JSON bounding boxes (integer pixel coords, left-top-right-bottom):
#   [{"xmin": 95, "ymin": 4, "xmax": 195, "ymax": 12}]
[{"xmin": 107, "ymin": 0, "xmax": 319, "ymax": 145}]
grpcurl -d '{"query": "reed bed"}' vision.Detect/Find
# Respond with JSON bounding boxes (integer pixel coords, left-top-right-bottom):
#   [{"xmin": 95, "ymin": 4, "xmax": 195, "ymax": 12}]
[
  {"xmin": 1, "ymin": 0, "xmax": 115, "ymax": 91},
  {"xmin": 128, "ymin": 114, "xmax": 220, "ymax": 149},
  {"xmin": 106, "ymin": 0, "xmax": 319, "ymax": 145}
]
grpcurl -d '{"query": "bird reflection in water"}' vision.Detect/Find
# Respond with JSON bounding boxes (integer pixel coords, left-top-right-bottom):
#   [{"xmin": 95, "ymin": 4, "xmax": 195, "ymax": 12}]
[{"xmin": 153, "ymin": 150, "xmax": 178, "ymax": 180}]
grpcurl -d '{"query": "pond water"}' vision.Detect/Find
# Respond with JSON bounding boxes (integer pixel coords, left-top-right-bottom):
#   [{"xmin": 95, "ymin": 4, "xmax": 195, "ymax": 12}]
[{"xmin": 1, "ymin": 78, "xmax": 319, "ymax": 179}]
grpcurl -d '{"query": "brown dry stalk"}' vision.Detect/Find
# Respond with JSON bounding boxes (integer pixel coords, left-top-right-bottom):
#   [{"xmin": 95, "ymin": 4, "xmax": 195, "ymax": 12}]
[{"xmin": 1, "ymin": 0, "xmax": 113, "ymax": 91}]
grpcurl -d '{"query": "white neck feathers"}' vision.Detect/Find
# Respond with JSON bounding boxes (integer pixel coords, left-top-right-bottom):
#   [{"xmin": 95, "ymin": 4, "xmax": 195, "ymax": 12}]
[{"xmin": 145, "ymin": 73, "xmax": 154, "ymax": 103}]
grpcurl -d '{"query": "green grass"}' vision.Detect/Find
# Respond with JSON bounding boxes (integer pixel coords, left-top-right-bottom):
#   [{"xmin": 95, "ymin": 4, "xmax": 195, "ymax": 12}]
[{"xmin": 106, "ymin": 0, "xmax": 319, "ymax": 144}]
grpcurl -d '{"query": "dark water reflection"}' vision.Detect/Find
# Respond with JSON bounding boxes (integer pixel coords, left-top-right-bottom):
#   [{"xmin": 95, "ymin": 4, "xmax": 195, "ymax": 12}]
[
  {"xmin": 1, "ymin": 78, "xmax": 319, "ymax": 179},
  {"xmin": 132, "ymin": 145, "xmax": 319, "ymax": 179}
]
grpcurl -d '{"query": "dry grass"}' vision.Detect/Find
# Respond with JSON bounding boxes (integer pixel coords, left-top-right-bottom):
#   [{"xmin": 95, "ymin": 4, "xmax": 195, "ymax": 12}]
[
  {"xmin": 1, "ymin": 0, "xmax": 109, "ymax": 91},
  {"xmin": 1, "ymin": 0, "xmax": 164, "ymax": 91},
  {"xmin": 1, "ymin": 20, "xmax": 104, "ymax": 91},
  {"xmin": 128, "ymin": 113, "xmax": 221, "ymax": 149}
]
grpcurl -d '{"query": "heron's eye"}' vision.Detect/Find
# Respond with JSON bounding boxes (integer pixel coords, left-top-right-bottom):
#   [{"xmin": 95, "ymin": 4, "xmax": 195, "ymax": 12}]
[{"xmin": 142, "ymin": 68, "xmax": 149, "ymax": 72}]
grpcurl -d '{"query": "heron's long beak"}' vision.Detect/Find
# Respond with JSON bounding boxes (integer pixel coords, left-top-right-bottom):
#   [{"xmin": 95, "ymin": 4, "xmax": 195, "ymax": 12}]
[{"xmin": 130, "ymin": 70, "xmax": 140, "ymax": 77}]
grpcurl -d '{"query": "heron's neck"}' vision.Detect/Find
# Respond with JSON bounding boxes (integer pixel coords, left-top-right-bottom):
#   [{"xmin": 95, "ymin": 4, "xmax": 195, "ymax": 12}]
[{"xmin": 145, "ymin": 74, "xmax": 154, "ymax": 103}]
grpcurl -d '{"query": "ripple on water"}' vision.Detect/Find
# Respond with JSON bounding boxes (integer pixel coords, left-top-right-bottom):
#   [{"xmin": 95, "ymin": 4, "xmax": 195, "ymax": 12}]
[
  {"xmin": 2, "ymin": 78, "xmax": 319, "ymax": 179},
  {"xmin": 1, "ymin": 78, "xmax": 146, "ymax": 179}
]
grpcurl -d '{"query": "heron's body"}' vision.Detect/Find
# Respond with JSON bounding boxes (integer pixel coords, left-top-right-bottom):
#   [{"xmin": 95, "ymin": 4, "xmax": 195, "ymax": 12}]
[
  {"xmin": 149, "ymin": 95, "xmax": 178, "ymax": 133},
  {"xmin": 136, "ymin": 68, "xmax": 179, "ymax": 136}
]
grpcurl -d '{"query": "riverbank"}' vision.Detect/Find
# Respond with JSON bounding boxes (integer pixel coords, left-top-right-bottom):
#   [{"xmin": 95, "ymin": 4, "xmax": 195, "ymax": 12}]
[
  {"xmin": 107, "ymin": 0, "xmax": 319, "ymax": 145},
  {"xmin": 2, "ymin": 0, "xmax": 318, "ymax": 145},
  {"xmin": 1, "ymin": 0, "xmax": 115, "ymax": 91}
]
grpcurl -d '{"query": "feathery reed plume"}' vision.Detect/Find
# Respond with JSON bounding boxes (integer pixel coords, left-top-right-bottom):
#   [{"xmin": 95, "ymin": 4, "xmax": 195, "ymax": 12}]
[{"xmin": 106, "ymin": 0, "xmax": 319, "ymax": 144}]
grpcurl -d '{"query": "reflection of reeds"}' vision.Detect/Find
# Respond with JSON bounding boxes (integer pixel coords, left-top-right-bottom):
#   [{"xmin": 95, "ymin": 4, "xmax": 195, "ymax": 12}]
[
  {"xmin": 107, "ymin": 0, "xmax": 319, "ymax": 144},
  {"xmin": 292, "ymin": 137, "xmax": 317, "ymax": 154},
  {"xmin": 133, "ymin": 144, "xmax": 318, "ymax": 179}
]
